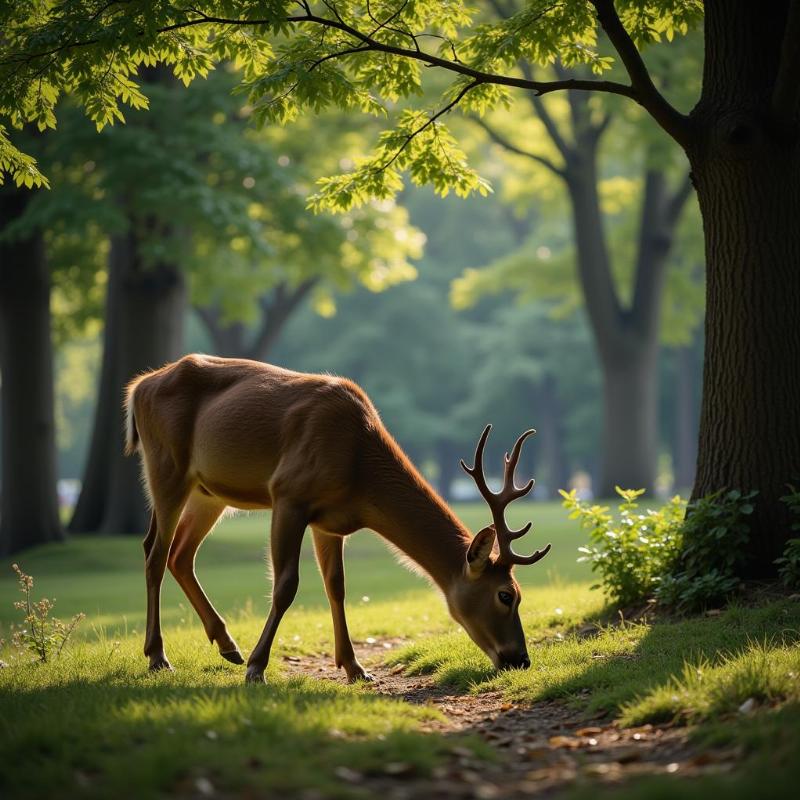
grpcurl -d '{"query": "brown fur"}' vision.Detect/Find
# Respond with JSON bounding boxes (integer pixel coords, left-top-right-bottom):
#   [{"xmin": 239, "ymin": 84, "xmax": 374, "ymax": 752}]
[{"xmin": 127, "ymin": 354, "xmax": 539, "ymax": 680}]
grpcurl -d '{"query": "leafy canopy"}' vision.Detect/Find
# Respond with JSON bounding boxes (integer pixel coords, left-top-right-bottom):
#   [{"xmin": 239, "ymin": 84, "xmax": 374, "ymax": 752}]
[{"xmin": 0, "ymin": 1, "xmax": 702, "ymax": 205}]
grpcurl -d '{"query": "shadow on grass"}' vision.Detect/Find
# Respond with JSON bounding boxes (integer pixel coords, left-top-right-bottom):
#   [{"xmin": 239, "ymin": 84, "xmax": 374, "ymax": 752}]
[{"xmin": 0, "ymin": 664, "xmax": 484, "ymax": 800}]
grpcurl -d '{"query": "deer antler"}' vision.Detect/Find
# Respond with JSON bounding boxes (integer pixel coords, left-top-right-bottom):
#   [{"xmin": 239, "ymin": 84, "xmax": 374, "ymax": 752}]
[{"xmin": 460, "ymin": 424, "xmax": 552, "ymax": 567}]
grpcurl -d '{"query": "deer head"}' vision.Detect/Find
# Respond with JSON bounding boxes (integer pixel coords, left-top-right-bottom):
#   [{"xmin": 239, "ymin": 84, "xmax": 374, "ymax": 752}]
[{"xmin": 447, "ymin": 425, "xmax": 551, "ymax": 670}]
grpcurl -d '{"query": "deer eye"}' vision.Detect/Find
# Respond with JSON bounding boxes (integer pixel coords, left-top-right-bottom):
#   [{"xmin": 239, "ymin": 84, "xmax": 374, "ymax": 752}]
[{"xmin": 498, "ymin": 591, "xmax": 514, "ymax": 606}]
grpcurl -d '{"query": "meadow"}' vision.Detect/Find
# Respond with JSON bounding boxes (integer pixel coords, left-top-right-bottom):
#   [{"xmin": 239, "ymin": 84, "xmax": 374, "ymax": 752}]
[{"xmin": 1, "ymin": 502, "xmax": 799, "ymax": 799}]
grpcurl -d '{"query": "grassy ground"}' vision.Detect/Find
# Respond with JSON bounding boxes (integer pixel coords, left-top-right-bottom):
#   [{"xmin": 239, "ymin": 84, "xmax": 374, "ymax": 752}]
[{"xmin": 2, "ymin": 501, "xmax": 799, "ymax": 799}]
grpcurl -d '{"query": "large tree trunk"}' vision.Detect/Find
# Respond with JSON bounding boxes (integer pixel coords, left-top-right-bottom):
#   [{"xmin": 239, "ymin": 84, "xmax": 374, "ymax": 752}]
[
  {"xmin": 70, "ymin": 229, "xmax": 185, "ymax": 535},
  {"xmin": 0, "ymin": 186, "xmax": 63, "ymax": 554},
  {"xmin": 67, "ymin": 240, "xmax": 124, "ymax": 532},
  {"xmin": 685, "ymin": 0, "xmax": 800, "ymax": 575}
]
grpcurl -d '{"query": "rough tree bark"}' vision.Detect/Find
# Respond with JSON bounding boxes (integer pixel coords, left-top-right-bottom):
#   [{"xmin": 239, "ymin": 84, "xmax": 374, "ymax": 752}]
[
  {"xmin": 195, "ymin": 278, "xmax": 317, "ymax": 361},
  {"xmin": 0, "ymin": 184, "xmax": 63, "ymax": 554},
  {"xmin": 69, "ymin": 228, "xmax": 185, "ymax": 535},
  {"xmin": 684, "ymin": 0, "xmax": 800, "ymax": 574}
]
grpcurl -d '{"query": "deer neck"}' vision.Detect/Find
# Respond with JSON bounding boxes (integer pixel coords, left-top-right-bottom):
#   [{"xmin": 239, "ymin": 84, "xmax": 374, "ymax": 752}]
[{"xmin": 361, "ymin": 435, "xmax": 471, "ymax": 594}]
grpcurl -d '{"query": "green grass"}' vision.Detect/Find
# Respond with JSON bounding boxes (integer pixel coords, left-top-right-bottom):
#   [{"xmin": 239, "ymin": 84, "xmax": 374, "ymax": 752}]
[{"xmin": 2, "ymin": 500, "xmax": 800, "ymax": 799}]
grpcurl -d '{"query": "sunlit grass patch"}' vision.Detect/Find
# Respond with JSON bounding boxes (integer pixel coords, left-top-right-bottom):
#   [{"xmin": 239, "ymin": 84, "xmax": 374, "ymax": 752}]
[{"xmin": 621, "ymin": 638, "xmax": 800, "ymax": 726}]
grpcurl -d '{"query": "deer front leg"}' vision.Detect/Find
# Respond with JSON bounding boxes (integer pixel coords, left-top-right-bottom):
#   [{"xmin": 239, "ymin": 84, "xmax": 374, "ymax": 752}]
[
  {"xmin": 245, "ymin": 501, "xmax": 307, "ymax": 684},
  {"xmin": 312, "ymin": 529, "xmax": 373, "ymax": 683}
]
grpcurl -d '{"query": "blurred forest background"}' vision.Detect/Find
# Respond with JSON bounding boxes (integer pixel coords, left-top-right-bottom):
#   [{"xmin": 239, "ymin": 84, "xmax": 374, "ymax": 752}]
[{"xmin": 0, "ymin": 39, "xmax": 704, "ymax": 551}]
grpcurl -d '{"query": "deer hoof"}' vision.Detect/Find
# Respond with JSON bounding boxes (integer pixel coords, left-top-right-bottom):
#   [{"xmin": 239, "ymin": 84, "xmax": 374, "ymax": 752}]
[
  {"xmin": 148, "ymin": 655, "xmax": 174, "ymax": 672},
  {"xmin": 245, "ymin": 667, "xmax": 266, "ymax": 684},
  {"xmin": 347, "ymin": 668, "xmax": 375, "ymax": 684},
  {"xmin": 220, "ymin": 649, "xmax": 245, "ymax": 665}
]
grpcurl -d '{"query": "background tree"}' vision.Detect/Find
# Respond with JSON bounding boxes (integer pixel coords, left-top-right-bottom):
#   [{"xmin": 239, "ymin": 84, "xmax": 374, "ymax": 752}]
[{"xmin": 0, "ymin": 181, "xmax": 63, "ymax": 554}]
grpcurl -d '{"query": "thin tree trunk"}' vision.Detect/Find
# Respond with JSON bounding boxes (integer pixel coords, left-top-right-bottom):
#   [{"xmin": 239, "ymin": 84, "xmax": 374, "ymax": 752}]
[
  {"xmin": 0, "ymin": 186, "xmax": 63, "ymax": 554},
  {"xmin": 536, "ymin": 373, "xmax": 570, "ymax": 497},
  {"xmin": 436, "ymin": 439, "xmax": 458, "ymax": 502},
  {"xmin": 599, "ymin": 344, "xmax": 660, "ymax": 495},
  {"xmin": 687, "ymin": 0, "xmax": 800, "ymax": 575},
  {"xmin": 672, "ymin": 342, "xmax": 698, "ymax": 493}
]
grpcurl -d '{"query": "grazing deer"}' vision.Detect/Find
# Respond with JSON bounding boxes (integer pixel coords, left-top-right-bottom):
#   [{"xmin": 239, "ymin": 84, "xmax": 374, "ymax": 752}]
[{"xmin": 125, "ymin": 354, "xmax": 551, "ymax": 683}]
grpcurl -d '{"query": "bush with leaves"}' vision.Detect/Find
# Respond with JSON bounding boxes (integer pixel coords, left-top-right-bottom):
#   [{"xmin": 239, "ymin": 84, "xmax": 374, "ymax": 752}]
[
  {"xmin": 655, "ymin": 490, "xmax": 756, "ymax": 611},
  {"xmin": 775, "ymin": 485, "xmax": 800, "ymax": 589},
  {"xmin": 562, "ymin": 487, "xmax": 686, "ymax": 608},
  {"xmin": 9, "ymin": 564, "xmax": 85, "ymax": 663}
]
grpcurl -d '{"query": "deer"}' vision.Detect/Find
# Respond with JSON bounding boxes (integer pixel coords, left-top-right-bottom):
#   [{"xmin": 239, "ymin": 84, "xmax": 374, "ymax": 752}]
[{"xmin": 124, "ymin": 354, "xmax": 551, "ymax": 683}]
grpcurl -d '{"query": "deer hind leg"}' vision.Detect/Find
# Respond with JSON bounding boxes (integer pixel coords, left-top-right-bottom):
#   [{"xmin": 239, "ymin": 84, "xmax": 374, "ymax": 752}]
[
  {"xmin": 143, "ymin": 472, "xmax": 190, "ymax": 672},
  {"xmin": 245, "ymin": 500, "xmax": 308, "ymax": 684},
  {"xmin": 167, "ymin": 493, "xmax": 243, "ymax": 664},
  {"xmin": 312, "ymin": 528, "xmax": 373, "ymax": 683}
]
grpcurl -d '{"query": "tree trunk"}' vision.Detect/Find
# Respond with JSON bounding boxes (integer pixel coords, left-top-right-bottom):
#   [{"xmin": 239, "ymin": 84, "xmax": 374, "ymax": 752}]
[
  {"xmin": 436, "ymin": 440, "xmax": 458, "ymax": 502},
  {"xmin": 0, "ymin": 186, "xmax": 63, "ymax": 554},
  {"xmin": 689, "ymin": 146, "xmax": 800, "ymax": 574},
  {"xmin": 565, "ymin": 158, "xmax": 670, "ymax": 497},
  {"xmin": 70, "ymin": 230, "xmax": 185, "ymax": 535},
  {"xmin": 599, "ymin": 343, "xmax": 659, "ymax": 496},
  {"xmin": 672, "ymin": 343, "xmax": 698, "ymax": 493},
  {"xmin": 536, "ymin": 373, "xmax": 570, "ymax": 497},
  {"xmin": 686, "ymin": 0, "xmax": 800, "ymax": 575},
  {"xmin": 67, "ymin": 240, "xmax": 124, "ymax": 532}
]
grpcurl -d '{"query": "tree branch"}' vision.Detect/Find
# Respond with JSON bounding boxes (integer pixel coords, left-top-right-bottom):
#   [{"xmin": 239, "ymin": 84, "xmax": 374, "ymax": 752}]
[
  {"xmin": 469, "ymin": 115, "xmax": 565, "ymax": 177},
  {"xmin": 590, "ymin": 0, "xmax": 691, "ymax": 146},
  {"xmin": 772, "ymin": 0, "xmax": 800, "ymax": 128},
  {"xmin": 665, "ymin": 171, "xmax": 694, "ymax": 228},
  {"xmin": 518, "ymin": 60, "xmax": 573, "ymax": 158},
  {"xmin": 249, "ymin": 277, "xmax": 318, "ymax": 360},
  {"xmin": 194, "ymin": 303, "xmax": 224, "ymax": 343},
  {"xmin": 630, "ymin": 169, "xmax": 694, "ymax": 333}
]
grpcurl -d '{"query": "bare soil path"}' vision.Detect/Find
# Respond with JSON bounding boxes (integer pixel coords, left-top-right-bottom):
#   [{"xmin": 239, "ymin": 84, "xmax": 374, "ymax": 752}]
[{"xmin": 283, "ymin": 638, "xmax": 741, "ymax": 799}]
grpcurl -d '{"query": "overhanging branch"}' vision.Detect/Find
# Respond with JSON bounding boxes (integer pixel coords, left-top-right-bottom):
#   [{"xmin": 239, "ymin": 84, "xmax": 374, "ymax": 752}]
[{"xmin": 590, "ymin": 0, "xmax": 691, "ymax": 146}]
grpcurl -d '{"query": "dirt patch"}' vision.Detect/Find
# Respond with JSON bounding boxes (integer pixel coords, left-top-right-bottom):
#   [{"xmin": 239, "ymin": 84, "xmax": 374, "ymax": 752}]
[{"xmin": 282, "ymin": 638, "xmax": 742, "ymax": 799}]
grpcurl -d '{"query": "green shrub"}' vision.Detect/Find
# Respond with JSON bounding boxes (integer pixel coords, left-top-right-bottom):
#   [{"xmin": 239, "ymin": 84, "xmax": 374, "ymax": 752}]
[
  {"xmin": 775, "ymin": 484, "xmax": 800, "ymax": 588},
  {"xmin": 655, "ymin": 490, "xmax": 756, "ymax": 611},
  {"xmin": 561, "ymin": 487, "xmax": 685, "ymax": 607}
]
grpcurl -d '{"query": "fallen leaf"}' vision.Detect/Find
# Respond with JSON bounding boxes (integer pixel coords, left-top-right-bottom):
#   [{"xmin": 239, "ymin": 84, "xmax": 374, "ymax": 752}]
[{"xmin": 549, "ymin": 736, "xmax": 581, "ymax": 749}]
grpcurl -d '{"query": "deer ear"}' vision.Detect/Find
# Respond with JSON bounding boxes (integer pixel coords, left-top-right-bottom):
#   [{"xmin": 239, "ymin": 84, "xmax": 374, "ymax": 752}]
[{"xmin": 466, "ymin": 525, "xmax": 496, "ymax": 577}]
